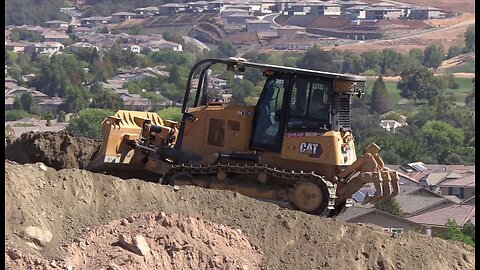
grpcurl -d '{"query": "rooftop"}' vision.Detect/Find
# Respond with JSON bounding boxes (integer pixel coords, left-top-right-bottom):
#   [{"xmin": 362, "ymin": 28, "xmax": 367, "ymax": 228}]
[{"xmin": 407, "ymin": 205, "xmax": 475, "ymax": 227}]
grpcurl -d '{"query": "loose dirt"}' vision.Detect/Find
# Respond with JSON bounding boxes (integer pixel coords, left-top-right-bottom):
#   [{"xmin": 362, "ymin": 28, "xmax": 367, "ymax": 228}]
[
  {"xmin": 5, "ymin": 131, "xmax": 100, "ymax": 170},
  {"xmin": 5, "ymin": 159, "xmax": 475, "ymax": 270}
]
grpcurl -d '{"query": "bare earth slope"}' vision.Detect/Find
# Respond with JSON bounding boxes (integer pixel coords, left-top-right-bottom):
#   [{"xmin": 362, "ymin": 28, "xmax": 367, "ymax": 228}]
[{"xmin": 5, "ymin": 161, "xmax": 475, "ymax": 270}]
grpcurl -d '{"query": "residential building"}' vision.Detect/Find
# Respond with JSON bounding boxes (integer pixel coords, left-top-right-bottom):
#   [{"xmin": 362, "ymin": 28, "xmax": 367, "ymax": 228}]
[
  {"xmin": 277, "ymin": 26, "xmax": 306, "ymax": 39},
  {"xmin": 311, "ymin": 2, "xmax": 342, "ymax": 16},
  {"xmin": 365, "ymin": 6, "xmax": 402, "ymax": 20},
  {"xmin": 133, "ymin": 7, "xmax": 159, "ymax": 15},
  {"xmin": 345, "ymin": 6, "xmax": 368, "ymax": 19},
  {"xmin": 337, "ymin": 206, "xmax": 422, "ymax": 234},
  {"xmin": 379, "ymin": 119, "xmax": 405, "ymax": 133},
  {"xmin": 79, "ymin": 17, "xmax": 110, "ymax": 28},
  {"xmin": 26, "ymin": 42, "xmax": 65, "ymax": 56},
  {"xmin": 158, "ymin": 3, "xmax": 187, "ymax": 15},
  {"xmin": 186, "ymin": 1, "xmax": 209, "ymax": 13},
  {"xmin": 221, "ymin": 8, "xmax": 251, "ymax": 19},
  {"xmin": 41, "ymin": 31, "xmax": 70, "ymax": 43},
  {"xmin": 207, "ymin": 0, "xmax": 227, "ymax": 12},
  {"xmin": 120, "ymin": 44, "xmax": 141, "ymax": 53},
  {"xmin": 37, "ymin": 97, "xmax": 65, "ymax": 114},
  {"xmin": 246, "ymin": 20, "xmax": 272, "ymax": 33},
  {"xmin": 285, "ymin": 3, "xmax": 311, "ymax": 15},
  {"xmin": 462, "ymin": 196, "xmax": 475, "ymax": 206},
  {"xmin": 5, "ymin": 41, "xmax": 33, "ymax": 53},
  {"xmin": 5, "ymin": 29, "xmax": 11, "ymax": 40},
  {"xmin": 407, "ymin": 204, "xmax": 475, "ymax": 235},
  {"xmin": 340, "ymin": 1, "xmax": 368, "ymax": 10},
  {"xmin": 419, "ymin": 170, "xmax": 464, "ymax": 194},
  {"xmin": 225, "ymin": 14, "xmax": 256, "ymax": 24},
  {"xmin": 144, "ymin": 40, "xmax": 183, "ymax": 52},
  {"xmin": 110, "ymin": 12, "xmax": 135, "ymax": 23},
  {"xmin": 395, "ymin": 192, "xmax": 455, "ymax": 217},
  {"xmin": 44, "ymin": 20, "xmax": 69, "ymax": 29},
  {"xmin": 409, "ymin": 6, "xmax": 443, "ymax": 20},
  {"xmin": 5, "ymin": 97, "xmax": 15, "ymax": 110},
  {"xmin": 123, "ymin": 98, "xmax": 151, "ymax": 111},
  {"xmin": 439, "ymin": 175, "xmax": 475, "ymax": 200}
]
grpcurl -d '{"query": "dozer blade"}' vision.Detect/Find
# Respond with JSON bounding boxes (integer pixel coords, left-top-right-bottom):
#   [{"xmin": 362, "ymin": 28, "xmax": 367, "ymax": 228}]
[{"xmin": 87, "ymin": 110, "xmax": 166, "ymax": 173}]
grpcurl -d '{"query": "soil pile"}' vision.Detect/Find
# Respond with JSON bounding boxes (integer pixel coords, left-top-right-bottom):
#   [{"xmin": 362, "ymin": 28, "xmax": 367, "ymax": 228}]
[
  {"xmin": 5, "ymin": 161, "xmax": 475, "ymax": 270},
  {"xmin": 6, "ymin": 211, "xmax": 262, "ymax": 270},
  {"xmin": 5, "ymin": 131, "xmax": 100, "ymax": 170}
]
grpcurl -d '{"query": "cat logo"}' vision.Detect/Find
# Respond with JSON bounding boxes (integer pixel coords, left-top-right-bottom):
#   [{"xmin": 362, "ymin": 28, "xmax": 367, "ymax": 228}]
[{"xmin": 299, "ymin": 142, "xmax": 323, "ymax": 158}]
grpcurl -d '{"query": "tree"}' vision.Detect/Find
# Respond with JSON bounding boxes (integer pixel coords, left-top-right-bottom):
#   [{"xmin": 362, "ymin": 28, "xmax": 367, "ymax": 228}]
[
  {"xmin": 447, "ymin": 46, "xmax": 463, "ymax": 59},
  {"xmin": 297, "ymin": 46, "xmax": 341, "ymax": 72},
  {"xmin": 437, "ymin": 220, "xmax": 474, "ymax": 247},
  {"xmin": 162, "ymin": 31, "xmax": 185, "ymax": 45},
  {"xmin": 217, "ymin": 42, "xmax": 237, "ymax": 58},
  {"xmin": 465, "ymin": 77, "xmax": 475, "ymax": 109},
  {"xmin": 422, "ymin": 44, "xmax": 444, "ymax": 69},
  {"xmin": 421, "ymin": 120, "xmax": 465, "ymax": 163},
  {"xmin": 374, "ymin": 198, "xmax": 404, "ymax": 217},
  {"xmin": 464, "ymin": 25, "xmax": 475, "ymax": 52},
  {"xmin": 66, "ymin": 108, "xmax": 113, "ymax": 139},
  {"xmin": 397, "ymin": 67, "xmax": 447, "ymax": 105},
  {"xmin": 157, "ymin": 107, "xmax": 183, "ymax": 122},
  {"xmin": 57, "ymin": 110, "xmax": 66, "ymax": 122},
  {"xmin": 5, "ymin": 110, "xmax": 30, "ymax": 121},
  {"xmin": 129, "ymin": 23, "xmax": 143, "ymax": 35},
  {"xmin": 370, "ymin": 76, "xmax": 391, "ymax": 114}
]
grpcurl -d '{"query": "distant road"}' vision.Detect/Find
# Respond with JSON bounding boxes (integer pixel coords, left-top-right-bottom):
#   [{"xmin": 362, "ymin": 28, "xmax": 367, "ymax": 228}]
[
  {"xmin": 262, "ymin": 13, "xmax": 282, "ymax": 28},
  {"xmin": 183, "ymin": 35, "xmax": 210, "ymax": 51}
]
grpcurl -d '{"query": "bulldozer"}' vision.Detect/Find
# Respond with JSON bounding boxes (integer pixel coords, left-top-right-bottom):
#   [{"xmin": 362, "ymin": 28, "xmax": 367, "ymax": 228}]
[{"xmin": 88, "ymin": 58, "xmax": 399, "ymax": 217}]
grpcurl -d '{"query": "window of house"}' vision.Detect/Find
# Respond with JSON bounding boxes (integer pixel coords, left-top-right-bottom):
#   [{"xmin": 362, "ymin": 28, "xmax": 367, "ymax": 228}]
[
  {"xmin": 448, "ymin": 187, "xmax": 465, "ymax": 199},
  {"xmin": 382, "ymin": 228, "xmax": 390, "ymax": 232},
  {"xmin": 390, "ymin": 228, "xmax": 404, "ymax": 234}
]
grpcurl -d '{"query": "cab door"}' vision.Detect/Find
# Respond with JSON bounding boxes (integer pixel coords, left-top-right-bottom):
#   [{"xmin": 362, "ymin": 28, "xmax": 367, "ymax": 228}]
[{"xmin": 250, "ymin": 75, "xmax": 289, "ymax": 152}]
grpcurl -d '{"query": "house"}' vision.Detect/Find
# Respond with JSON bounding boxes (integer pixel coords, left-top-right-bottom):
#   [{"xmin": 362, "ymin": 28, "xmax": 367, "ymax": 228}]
[
  {"xmin": 225, "ymin": 4, "xmax": 255, "ymax": 12},
  {"xmin": 462, "ymin": 196, "xmax": 475, "ymax": 206},
  {"xmin": 379, "ymin": 119, "xmax": 405, "ymax": 133},
  {"xmin": 79, "ymin": 17, "xmax": 110, "ymax": 28},
  {"xmin": 336, "ymin": 205, "xmax": 422, "ymax": 234},
  {"xmin": 26, "ymin": 42, "xmax": 65, "ymax": 56},
  {"xmin": 225, "ymin": 14, "xmax": 256, "ymax": 24},
  {"xmin": 340, "ymin": 1, "xmax": 368, "ymax": 10},
  {"xmin": 110, "ymin": 12, "xmax": 136, "ymax": 23},
  {"xmin": 5, "ymin": 41, "xmax": 33, "ymax": 53},
  {"xmin": 345, "ymin": 6, "xmax": 368, "ymax": 19},
  {"xmin": 277, "ymin": 26, "xmax": 306, "ymax": 39},
  {"xmin": 41, "ymin": 31, "xmax": 70, "ymax": 43},
  {"xmin": 311, "ymin": 2, "xmax": 342, "ymax": 16},
  {"xmin": 186, "ymin": 1, "xmax": 209, "ymax": 13},
  {"xmin": 207, "ymin": 0, "xmax": 227, "ymax": 12},
  {"xmin": 144, "ymin": 40, "xmax": 183, "ymax": 52},
  {"xmin": 419, "ymin": 170, "xmax": 464, "ymax": 194},
  {"xmin": 409, "ymin": 6, "xmax": 443, "ymax": 20},
  {"xmin": 285, "ymin": 3, "xmax": 311, "ymax": 15},
  {"xmin": 221, "ymin": 8, "xmax": 251, "ymax": 19},
  {"xmin": 71, "ymin": 27, "xmax": 96, "ymax": 36},
  {"xmin": 246, "ymin": 20, "xmax": 272, "ymax": 33},
  {"xmin": 439, "ymin": 174, "xmax": 475, "ymax": 201},
  {"xmin": 365, "ymin": 6, "xmax": 402, "ymax": 20},
  {"xmin": 5, "ymin": 29, "xmax": 11, "ymax": 40},
  {"xmin": 21, "ymin": 74, "xmax": 36, "ymax": 82},
  {"xmin": 407, "ymin": 204, "xmax": 475, "ymax": 235},
  {"xmin": 395, "ymin": 191, "xmax": 455, "ymax": 217},
  {"xmin": 102, "ymin": 80, "xmax": 125, "ymax": 90},
  {"xmin": 68, "ymin": 42, "xmax": 98, "ymax": 52},
  {"xmin": 158, "ymin": 3, "xmax": 187, "ymax": 15},
  {"xmin": 120, "ymin": 44, "xmax": 141, "ymax": 53},
  {"xmin": 44, "ymin": 20, "xmax": 69, "ymax": 29},
  {"xmin": 123, "ymin": 98, "xmax": 151, "ymax": 111},
  {"xmin": 37, "ymin": 97, "xmax": 65, "ymax": 114},
  {"xmin": 133, "ymin": 7, "xmax": 159, "ymax": 15},
  {"xmin": 5, "ymin": 97, "xmax": 15, "ymax": 110}
]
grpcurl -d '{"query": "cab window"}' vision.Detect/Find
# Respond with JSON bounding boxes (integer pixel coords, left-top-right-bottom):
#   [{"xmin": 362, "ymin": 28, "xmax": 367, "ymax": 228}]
[{"xmin": 287, "ymin": 77, "xmax": 331, "ymax": 130}]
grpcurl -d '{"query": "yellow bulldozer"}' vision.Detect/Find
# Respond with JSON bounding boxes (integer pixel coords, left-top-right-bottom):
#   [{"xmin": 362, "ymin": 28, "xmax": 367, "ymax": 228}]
[{"xmin": 88, "ymin": 58, "xmax": 399, "ymax": 217}]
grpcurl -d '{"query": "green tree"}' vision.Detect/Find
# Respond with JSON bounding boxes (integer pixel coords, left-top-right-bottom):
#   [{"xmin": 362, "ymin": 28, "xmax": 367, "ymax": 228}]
[
  {"xmin": 437, "ymin": 220, "xmax": 474, "ymax": 247},
  {"xmin": 465, "ymin": 77, "xmax": 475, "ymax": 109},
  {"xmin": 447, "ymin": 46, "xmax": 463, "ymax": 59},
  {"xmin": 374, "ymin": 198, "xmax": 404, "ymax": 217},
  {"xmin": 157, "ymin": 107, "xmax": 183, "ymax": 122},
  {"xmin": 423, "ymin": 44, "xmax": 444, "ymax": 69},
  {"xmin": 5, "ymin": 110, "xmax": 30, "ymax": 121},
  {"xmin": 129, "ymin": 23, "xmax": 143, "ymax": 35},
  {"xmin": 66, "ymin": 108, "xmax": 113, "ymax": 139},
  {"xmin": 464, "ymin": 25, "xmax": 475, "ymax": 52},
  {"xmin": 162, "ymin": 31, "xmax": 185, "ymax": 44},
  {"xmin": 297, "ymin": 46, "xmax": 341, "ymax": 72},
  {"xmin": 217, "ymin": 42, "xmax": 237, "ymax": 58},
  {"xmin": 57, "ymin": 110, "xmax": 66, "ymax": 122},
  {"xmin": 370, "ymin": 76, "xmax": 391, "ymax": 114},
  {"xmin": 64, "ymin": 86, "xmax": 91, "ymax": 113},
  {"xmin": 421, "ymin": 120, "xmax": 465, "ymax": 163},
  {"xmin": 397, "ymin": 67, "xmax": 447, "ymax": 105}
]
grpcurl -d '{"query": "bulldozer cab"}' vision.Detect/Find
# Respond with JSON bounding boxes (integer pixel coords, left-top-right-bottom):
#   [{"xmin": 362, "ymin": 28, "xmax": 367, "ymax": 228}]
[{"xmin": 178, "ymin": 58, "xmax": 366, "ymax": 155}]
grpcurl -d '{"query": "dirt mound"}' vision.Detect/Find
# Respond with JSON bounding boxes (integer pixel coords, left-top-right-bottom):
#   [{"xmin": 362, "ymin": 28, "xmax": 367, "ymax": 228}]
[
  {"xmin": 5, "ymin": 131, "xmax": 100, "ymax": 170},
  {"xmin": 6, "ymin": 212, "xmax": 262, "ymax": 270},
  {"xmin": 5, "ymin": 161, "xmax": 475, "ymax": 269}
]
